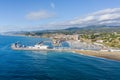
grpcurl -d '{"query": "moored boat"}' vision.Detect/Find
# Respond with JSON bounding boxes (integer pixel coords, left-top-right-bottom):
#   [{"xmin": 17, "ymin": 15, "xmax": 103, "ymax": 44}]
[{"xmin": 11, "ymin": 41, "xmax": 49, "ymax": 50}]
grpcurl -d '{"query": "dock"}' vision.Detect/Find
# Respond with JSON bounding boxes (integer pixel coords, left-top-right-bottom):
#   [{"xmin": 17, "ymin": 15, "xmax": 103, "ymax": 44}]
[{"xmin": 11, "ymin": 46, "xmax": 75, "ymax": 52}]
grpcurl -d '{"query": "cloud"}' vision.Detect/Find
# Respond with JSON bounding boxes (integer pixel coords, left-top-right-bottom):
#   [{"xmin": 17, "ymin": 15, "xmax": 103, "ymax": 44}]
[
  {"xmin": 26, "ymin": 10, "xmax": 55, "ymax": 20},
  {"xmin": 0, "ymin": 25, "xmax": 24, "ymax": 33},
  {"xmin": 51, "ymin": 8, "xmax": 120, "ymax": 28},
  {"xmin": 33, "ymin": 8, "xmax": 120, "ymax": 30},
  {"xmin": 50, "ymin": 2, "xmax": 55, "ymax": 9},
  {"xmin": 3, "ymin": 8, "xmax": 120, "ymax": 32}
]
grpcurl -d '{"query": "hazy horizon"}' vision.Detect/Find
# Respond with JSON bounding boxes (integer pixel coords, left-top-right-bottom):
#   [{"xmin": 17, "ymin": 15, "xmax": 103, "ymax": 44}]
[{"xmin": 0, "ymin": 0, "xmax": 120, "ymax": 32}]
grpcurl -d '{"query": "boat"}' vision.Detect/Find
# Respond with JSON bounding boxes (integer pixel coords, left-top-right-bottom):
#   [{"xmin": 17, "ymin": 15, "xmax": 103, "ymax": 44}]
[
  {"xmin": 11, "ymin": 41, "xmax": 72, "ymax": 51},
  {"xmin": 11, "ymin": 41, "xmax": 49, "ymax": 50}
]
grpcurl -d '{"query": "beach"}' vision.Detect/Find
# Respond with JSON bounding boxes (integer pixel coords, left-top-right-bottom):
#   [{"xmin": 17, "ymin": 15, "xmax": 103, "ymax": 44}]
[
  {"xmin": 7, "ymin": 34, "xmax": 120, "ymax": 61},
  {"xmin": 74, "ymin": 50, "xmax": 120, "ymax": 61}
]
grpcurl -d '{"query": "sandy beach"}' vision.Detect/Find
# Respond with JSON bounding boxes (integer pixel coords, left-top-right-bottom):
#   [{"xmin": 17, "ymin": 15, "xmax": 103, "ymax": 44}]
[{"xmin": 74, "ymin": 50, "xmax": 120, "ymax": 61}]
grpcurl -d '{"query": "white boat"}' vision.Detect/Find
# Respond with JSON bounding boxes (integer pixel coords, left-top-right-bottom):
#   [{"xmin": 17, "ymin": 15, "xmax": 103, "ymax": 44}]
[
  {"xmin": 11, "ymin": 41, "xmax": 73, "ymax": 52},
  {"xmin": 11, "ymin": 42, "xmax": 49, "ymax": 50},
  {"xmin": 28, "ymin": 44, "xmax": 48, "ymax": 49}
]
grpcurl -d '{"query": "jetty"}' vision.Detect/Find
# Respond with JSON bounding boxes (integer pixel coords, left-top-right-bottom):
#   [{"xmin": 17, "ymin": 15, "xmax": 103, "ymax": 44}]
[
  {"xmin": 11, "ymin": 41, "xmax": 120, "ymax": 52},
  {"xmin": 11, "ymin": 42, "xmax": 74, "ymax": 52}
]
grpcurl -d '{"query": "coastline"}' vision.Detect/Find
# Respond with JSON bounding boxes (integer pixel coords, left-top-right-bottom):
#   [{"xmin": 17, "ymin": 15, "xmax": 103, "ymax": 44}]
[
  {"xmin": 74, "ymin": 50, "xmax": 120, "ymax": 61},
  {"xmin": 5, "ymin": 34, "xmax": 120, "ymax": 61}
]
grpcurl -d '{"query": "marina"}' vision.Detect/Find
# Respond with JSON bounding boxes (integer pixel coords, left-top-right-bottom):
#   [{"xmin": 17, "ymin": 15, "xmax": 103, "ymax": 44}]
[
  {"xmin": 11, "ymin": 41, "xmax": 73, "ymax": 51},
  {"xmin": 1, "ymin": 0, "xmax": 120, "ymax": 80},
  {"xmin": 11, "ymin": 40, "xmax": 120, "ymax": 52}
]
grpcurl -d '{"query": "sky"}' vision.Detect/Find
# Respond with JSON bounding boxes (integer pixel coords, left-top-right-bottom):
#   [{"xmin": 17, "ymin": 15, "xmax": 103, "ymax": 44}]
[{"xmin": 0, "ymin": 0, "xmax": 120, "ymax": 32}]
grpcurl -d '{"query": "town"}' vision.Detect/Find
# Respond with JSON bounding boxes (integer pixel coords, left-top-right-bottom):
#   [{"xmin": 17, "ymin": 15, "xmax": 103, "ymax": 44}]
[{"xmin": 14, "ymin": 30, "xmax": 120, "ymax": 52}]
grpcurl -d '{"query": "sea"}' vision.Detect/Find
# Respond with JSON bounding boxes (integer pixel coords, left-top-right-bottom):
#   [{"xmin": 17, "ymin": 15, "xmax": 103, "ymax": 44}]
[{"xmin": 0, "ymin": 35, "xmax": 120, "ymax": 80}]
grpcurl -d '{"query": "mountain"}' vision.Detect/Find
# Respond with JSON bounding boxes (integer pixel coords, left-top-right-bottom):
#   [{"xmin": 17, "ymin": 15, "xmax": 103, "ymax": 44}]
[
  {"xmin": 4, "ymin": 25, "xmax": 120, "ymax": 35},
  {"xmin": 63, "ymin": 25, "xmax": 120, "ymax": 33},
  {"xmin": 64, "ymin": 27, "xmax": 81, "ymax": 30}
]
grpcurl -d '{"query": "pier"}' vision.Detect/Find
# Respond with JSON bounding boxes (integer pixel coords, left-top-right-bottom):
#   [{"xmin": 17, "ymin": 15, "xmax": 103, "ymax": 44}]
[{"xmin": 11, "ymin": 46, "xmax": 75, "ymax": 52}]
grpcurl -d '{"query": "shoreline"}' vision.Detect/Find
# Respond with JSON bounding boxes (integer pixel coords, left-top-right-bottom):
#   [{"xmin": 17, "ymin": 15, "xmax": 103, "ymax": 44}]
[
  {"xmin": 4, "ymin": 34, "xmax": 120, "ymax": 61},
  {"xmin": 74, "ymin": 50, "xmax": 120, "ymax": 61}
]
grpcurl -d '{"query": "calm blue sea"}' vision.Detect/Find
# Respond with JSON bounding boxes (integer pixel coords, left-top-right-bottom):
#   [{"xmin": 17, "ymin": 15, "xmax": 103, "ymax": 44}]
[{"xmin": 0, "ymin": 35, "xmax": 120, "ymax": 80}]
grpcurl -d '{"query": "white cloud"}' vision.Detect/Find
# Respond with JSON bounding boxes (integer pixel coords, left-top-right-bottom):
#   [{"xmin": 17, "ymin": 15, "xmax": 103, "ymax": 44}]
[
  {"xmin": 0, "ymin": 25, "xmax": 24, "ymax": 33},
  {"xmin": 39, "ymin": 8, "xmax": 120, "ymax": 30},
  {"xmin": 3, "ymin": 8, "xmax": 120, "ymax": 32},
  {"xmin": 93, "ymin": 8, "xmax": 120, "ymax": 15},
  {"xmin": 50, "ymin": 2, "xmax": 55, "ymax": 9},
  {"xmin": 59, "ymin": 8, "xmax": 120, "ymax": 27},
  {"xmin": 83, "ymin": 16, "xmax": 95, "ymax": 21},
  {"xmin": 98, "ymin": 13, "xmax": 120, "ymax": 21},
  {"xmin": 26, "ymin": 10, "xmax": 55, "ymax": 20}
]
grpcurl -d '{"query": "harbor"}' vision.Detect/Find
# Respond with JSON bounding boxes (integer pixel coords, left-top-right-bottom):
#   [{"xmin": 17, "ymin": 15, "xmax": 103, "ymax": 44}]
[
  {"xmin": 11, "ymin": 40, "xmax": 120, "ymax": 52},
  {"xmin": 11, "ymin": 41, "xmax": 74, "ymax": 52},
  {"xmin": 10, "ymin": 39, "xmax": 120, "ymax": 61}
]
